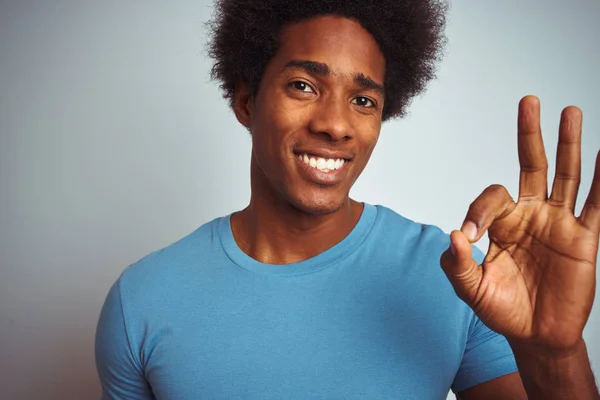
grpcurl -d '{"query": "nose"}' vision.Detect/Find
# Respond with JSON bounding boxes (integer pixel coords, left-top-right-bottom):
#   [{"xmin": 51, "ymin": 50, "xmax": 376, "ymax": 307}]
[{"xmin": 308, "ymin": 96, "xmax": 355, "ymax": 142}]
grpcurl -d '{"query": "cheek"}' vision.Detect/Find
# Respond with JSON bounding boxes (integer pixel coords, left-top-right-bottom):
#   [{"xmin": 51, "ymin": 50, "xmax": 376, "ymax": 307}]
[
  {"xmin": 250, "ymin": 104, "xmax": 303, "ymax": 175},
  {"xmin": 349, "ymin": 129, "xmax": 380, "ymax": 178},
  {"xmin": 362, "ymin": 128, "xmax": 381, "ymax": 159},
  {"xmin": 270, "ymin": 92, "xmax": 310, "ymax": 129},
  {"xmin": 253, "ymin": 102, "xmax": 308, "ymax": 151}
]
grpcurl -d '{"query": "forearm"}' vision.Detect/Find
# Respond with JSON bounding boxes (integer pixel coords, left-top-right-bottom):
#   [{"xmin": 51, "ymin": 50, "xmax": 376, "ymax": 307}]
[{"xmin": 510, "ymin": 339, "xmax": 599, "ymax": 400}]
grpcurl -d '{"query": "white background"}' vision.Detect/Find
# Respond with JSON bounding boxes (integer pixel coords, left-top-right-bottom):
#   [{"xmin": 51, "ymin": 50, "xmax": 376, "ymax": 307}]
[{"xmin": 1, "ymin": 1, "xmax": 599, "ymax": 398}]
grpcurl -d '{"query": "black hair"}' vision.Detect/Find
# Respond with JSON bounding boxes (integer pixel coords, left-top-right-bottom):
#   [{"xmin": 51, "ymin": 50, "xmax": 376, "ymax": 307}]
[{"xmin": 208, "ymin": 0, "xmax": 448, "ymax": 121}]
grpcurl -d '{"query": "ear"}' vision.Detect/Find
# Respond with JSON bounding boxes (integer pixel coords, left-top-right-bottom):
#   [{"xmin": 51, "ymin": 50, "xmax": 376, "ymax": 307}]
[{"xmin": 232, "ymin": 82, "xmax": 254, "ymax": 129}]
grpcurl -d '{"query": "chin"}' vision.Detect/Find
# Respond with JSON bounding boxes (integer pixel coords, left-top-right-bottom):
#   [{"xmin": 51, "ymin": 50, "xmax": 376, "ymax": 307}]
[{"xmin": 286, "ymin": 191, "xmax": 348, "ymax": 216}]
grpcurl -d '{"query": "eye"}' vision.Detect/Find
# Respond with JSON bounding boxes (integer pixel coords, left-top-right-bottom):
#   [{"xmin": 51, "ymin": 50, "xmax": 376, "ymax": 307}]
[
  {"xmin": 290, "ymin": 81, "xmax": 315, "ymax": 93},
  {"xmin": 351, "ymin": 96, "xmax": 376, "ymax": 108}
]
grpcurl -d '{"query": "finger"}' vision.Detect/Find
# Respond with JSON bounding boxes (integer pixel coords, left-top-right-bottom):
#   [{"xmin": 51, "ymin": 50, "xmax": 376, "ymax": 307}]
[
  {"xmin": 440, "ymin": 230, "xmax": 482, "ymax": 306},
  {"xmin": 579, "ymin": 150, "xmax": 600, "ymax": 233},
  {"xmin": 461, "ymin": 184, "xmax": 516, "ymax": 243},
  {"xmin": 549, "ymin": 106, "xmax": 582, "ymax": 212},
  {"xmin": 518, "ymin": 96, "xmax": 548, "ymax": 201}
]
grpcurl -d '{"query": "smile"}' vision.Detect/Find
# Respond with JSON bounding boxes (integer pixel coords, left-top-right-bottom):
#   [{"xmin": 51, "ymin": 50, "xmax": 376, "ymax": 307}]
[{"xmin": 296, "ymin": 153, "xmax": 347, "ymax": 173}]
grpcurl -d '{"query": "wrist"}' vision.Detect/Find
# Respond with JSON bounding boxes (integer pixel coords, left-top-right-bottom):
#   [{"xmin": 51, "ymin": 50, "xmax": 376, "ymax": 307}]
[
  {"xmin": 508, "ymin": 337, "xmax": 584, "ymax": 363},
  {"xmin": 508, "ymin": 339, "xmax": 599, "ymax": 400}
]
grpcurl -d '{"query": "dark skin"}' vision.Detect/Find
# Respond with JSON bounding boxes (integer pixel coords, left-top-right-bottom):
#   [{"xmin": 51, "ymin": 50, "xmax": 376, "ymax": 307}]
[
  {"xmin": 230, "ymin": 15, "xmax": 600, "ymax": 399},
  {"xmin": 442, "ymin": 97, "xmax": 600, "ymax": 400},
  {"xmin": 231, "ymin": 15, "xmax": 383, "ymax": 265}
]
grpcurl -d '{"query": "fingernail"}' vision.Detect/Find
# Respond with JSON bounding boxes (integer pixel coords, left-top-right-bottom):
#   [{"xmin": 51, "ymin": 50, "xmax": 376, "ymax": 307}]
[
  {"xmin": 461, "ymin": 221, "xmax": 478, "ymax": 242},
  {"xmin": 450, "ymin": 241, "xmax": 457, "ymax": 256}
]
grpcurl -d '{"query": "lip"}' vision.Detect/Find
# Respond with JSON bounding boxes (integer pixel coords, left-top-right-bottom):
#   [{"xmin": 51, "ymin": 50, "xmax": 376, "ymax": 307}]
[
  {"xmin": 293, "ymin": 148, "xmax": 354, "ymax": 161},
  {"xmin": 294, "ymin": 154, "xmax": 351, "ymax": 186}
]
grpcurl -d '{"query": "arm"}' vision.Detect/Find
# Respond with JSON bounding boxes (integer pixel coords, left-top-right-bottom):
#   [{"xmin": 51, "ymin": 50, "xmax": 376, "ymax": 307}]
[
  {"xmin": 457, "ymin": 342, "xmax": 600, "ymax": 400},
  {"xmin": 457, "ymin": 372, "xmax": 527, "ymax": 400},
  {"xmin": 95, "ymin": 280, "xmax": 154, "ymax": 399},
  {"xmin": 440, "ymin": 96, "xmax": 600, "ymax": 400},
  {"xmin": 509, "ymin": 339, "xmax": 599, "ymax": 400}
]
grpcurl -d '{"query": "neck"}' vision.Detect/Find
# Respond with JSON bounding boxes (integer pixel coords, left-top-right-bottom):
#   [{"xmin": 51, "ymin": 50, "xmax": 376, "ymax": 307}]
[{"xmin": 230, "ymin": 162, "xmax": 363, "ymax": 265}]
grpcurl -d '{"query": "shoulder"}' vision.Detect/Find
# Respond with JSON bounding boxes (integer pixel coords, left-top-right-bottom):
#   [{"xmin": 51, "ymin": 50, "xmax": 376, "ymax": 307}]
[
  {"xmin": 115, "ymin": 215, "xmax": 227, "ymax": 306},
  {"xmin": 371, "ymin": 204, "xmax": 485, "ymax": 262},
  {"xmin": 366, "ymin": 204, "xmax": 485, "ymax": 320},
  {"xmin": 371, "ymin": 204, "xmax": 451, "ymax": 253},
  {"xmin": 366, "ymin": 204, "xmax": 482, "ymax": 347}
]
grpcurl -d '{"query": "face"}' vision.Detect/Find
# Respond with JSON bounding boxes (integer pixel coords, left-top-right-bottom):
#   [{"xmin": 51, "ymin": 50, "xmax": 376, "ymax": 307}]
[{"xmin": 235, "ymin": 15, "xmax": 385, "ymax": 215}]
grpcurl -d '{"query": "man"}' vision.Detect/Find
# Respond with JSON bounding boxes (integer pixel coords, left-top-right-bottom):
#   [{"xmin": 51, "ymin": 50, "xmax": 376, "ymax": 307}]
[{"xmin": 95, "ymin": 0, "xmax": 600, "ymax": 398}]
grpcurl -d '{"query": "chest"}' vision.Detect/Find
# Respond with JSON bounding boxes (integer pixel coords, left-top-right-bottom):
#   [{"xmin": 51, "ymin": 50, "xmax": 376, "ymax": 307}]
[{"xmin": 140, "ymin": 277, "xmax": 466, "ymax": 399}]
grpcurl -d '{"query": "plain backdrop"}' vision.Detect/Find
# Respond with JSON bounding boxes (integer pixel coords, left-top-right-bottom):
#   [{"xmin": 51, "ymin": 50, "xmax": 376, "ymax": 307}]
[{"xmin": 1, "ymin": 1, "xmax": 599, "ymax": 399}]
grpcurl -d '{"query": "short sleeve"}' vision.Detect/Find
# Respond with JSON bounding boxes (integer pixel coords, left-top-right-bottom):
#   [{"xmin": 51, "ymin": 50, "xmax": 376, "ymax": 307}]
[
  {"xmin": 451, "ymin": 245, "xmax": 518, "ymax": 393},
  {"xmin": 95, "ymin": 279, "xmax": 154, "ymax": 399},
  {"xmin": 451, "ymin": 315, "xmax": 518, "ymax": 392}
]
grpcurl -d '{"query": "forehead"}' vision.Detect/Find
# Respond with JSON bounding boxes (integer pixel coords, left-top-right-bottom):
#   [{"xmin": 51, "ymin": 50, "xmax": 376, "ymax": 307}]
[{"xmin": 275, "ymin": 15, "xmax": 385, "ymax": 81}]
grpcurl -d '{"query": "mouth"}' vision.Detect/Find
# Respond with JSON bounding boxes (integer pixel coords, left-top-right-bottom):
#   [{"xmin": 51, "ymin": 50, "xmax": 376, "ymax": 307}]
[
  {"xmin": 292, "ymin": 151, "xmax": 352, "ymax": 186},
  {"xmin": 294, "ymin": 152, "xmax": 349, "ymax": 173}
]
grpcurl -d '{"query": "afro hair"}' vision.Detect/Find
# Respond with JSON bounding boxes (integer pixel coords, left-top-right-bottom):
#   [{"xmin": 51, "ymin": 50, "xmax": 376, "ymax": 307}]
[{"xmin": 207, "ymin": 0, "xmax": 448, "ymax": 121}]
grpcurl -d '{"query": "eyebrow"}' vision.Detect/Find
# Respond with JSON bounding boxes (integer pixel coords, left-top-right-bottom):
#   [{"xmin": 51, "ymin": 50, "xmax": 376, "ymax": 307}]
[
  {"xmin": 355, "ymin": 73, "xmax": 385, "ymax": 96},
  {"xmin": 283, "ymin": 59, "xmax": 385, "ymax": 95}
]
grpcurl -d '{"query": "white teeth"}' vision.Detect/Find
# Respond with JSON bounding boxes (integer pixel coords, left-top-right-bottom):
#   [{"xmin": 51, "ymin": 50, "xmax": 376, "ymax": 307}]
[{"xmin": 297, "ymin": 153, "xmax": 347, "ymax": 172}]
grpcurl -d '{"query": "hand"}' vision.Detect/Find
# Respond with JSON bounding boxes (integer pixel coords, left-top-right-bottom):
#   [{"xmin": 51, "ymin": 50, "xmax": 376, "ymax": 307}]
[{"xmin": 440, "ymin": 95, "xmax": 600, "ymax": 353}]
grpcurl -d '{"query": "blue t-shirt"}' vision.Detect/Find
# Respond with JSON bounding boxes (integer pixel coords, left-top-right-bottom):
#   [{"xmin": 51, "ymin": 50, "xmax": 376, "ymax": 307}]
[{"xmin": 95, "ymin": 204, "xmax": 517, "ymax": 399}]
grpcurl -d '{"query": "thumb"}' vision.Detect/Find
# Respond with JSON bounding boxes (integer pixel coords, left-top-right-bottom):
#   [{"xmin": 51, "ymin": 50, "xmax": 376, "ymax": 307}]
[{"xmin": 440, "ymin": 230, "xmax": 483, "ymax": 306}]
